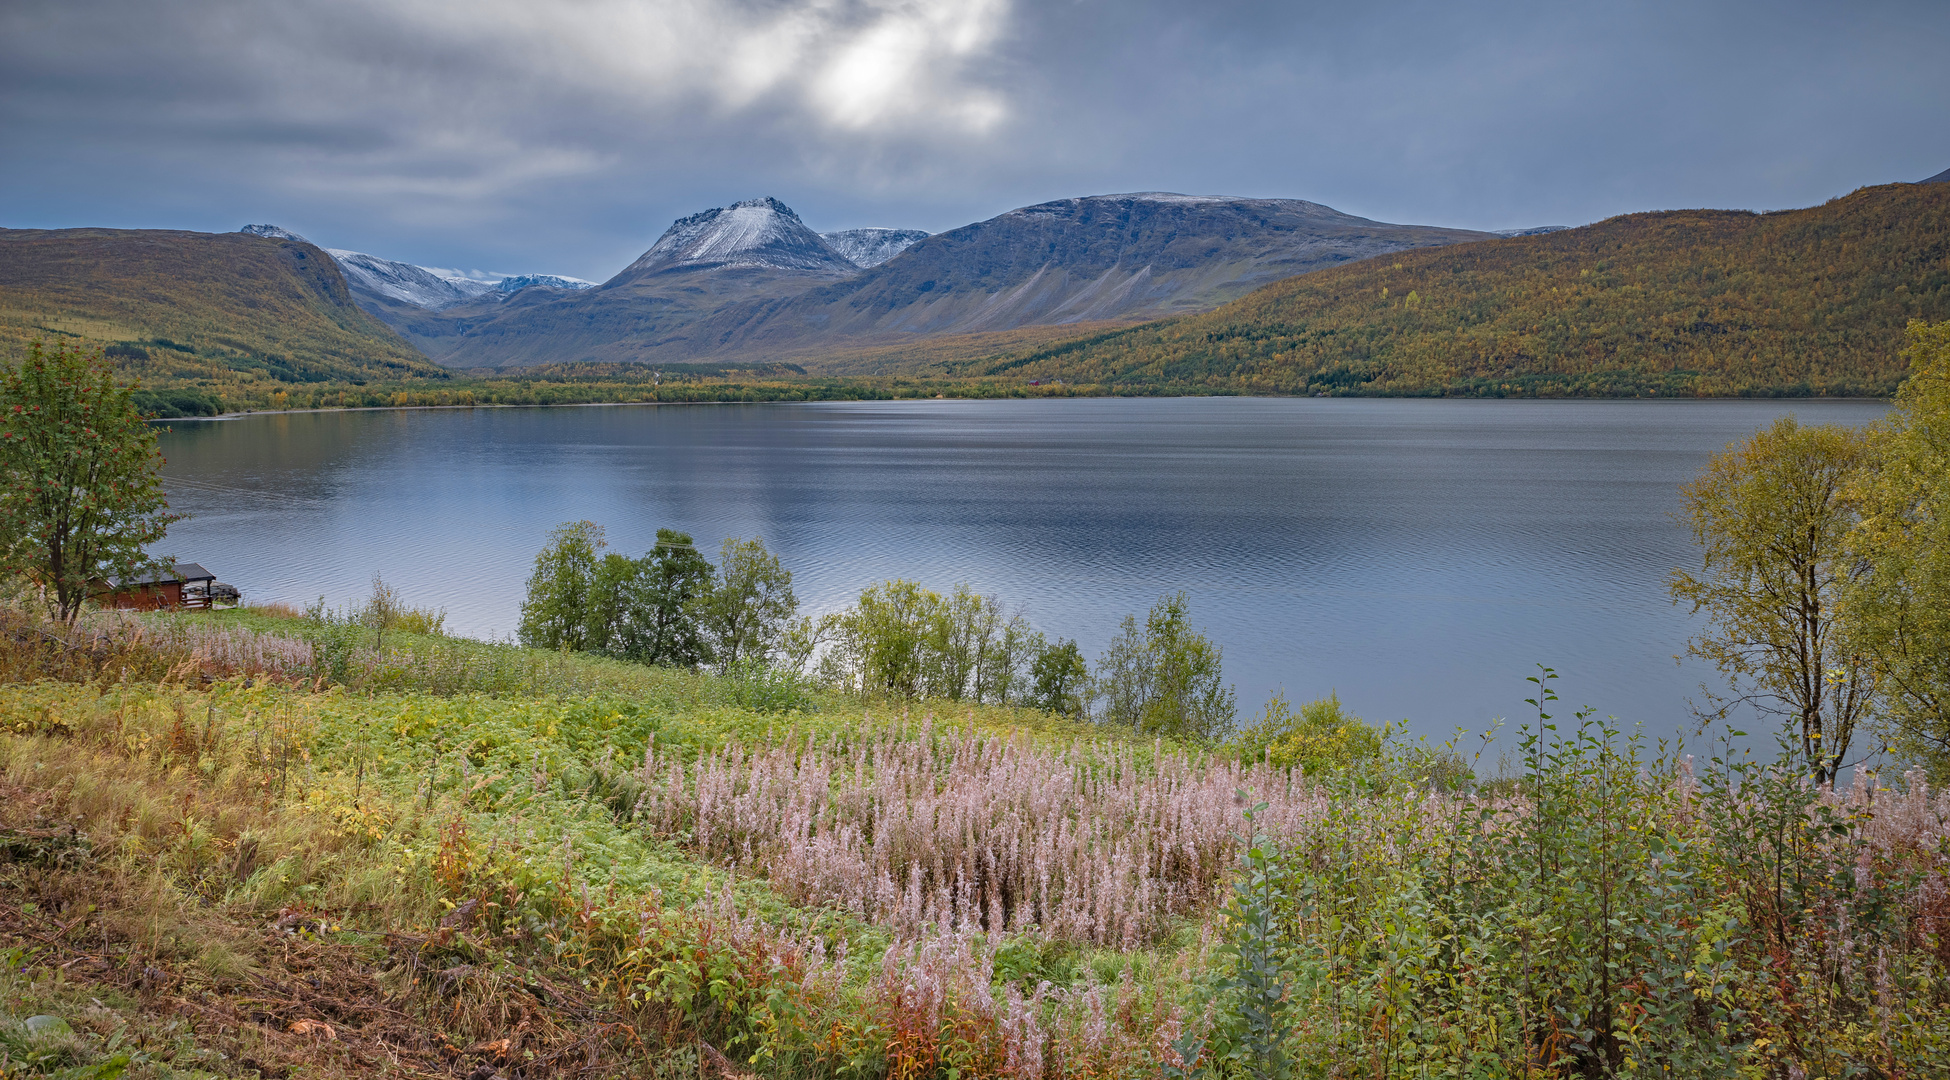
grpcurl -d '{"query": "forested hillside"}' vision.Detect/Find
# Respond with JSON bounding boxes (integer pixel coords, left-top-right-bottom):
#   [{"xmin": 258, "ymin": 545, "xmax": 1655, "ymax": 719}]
[
  {"xmin": 0, "ymin": 228, "xmax": 447, "ymax": 412},
  {"xmin": 968, "ymin": 182, "xmax": 1950, "ymax": 396}
]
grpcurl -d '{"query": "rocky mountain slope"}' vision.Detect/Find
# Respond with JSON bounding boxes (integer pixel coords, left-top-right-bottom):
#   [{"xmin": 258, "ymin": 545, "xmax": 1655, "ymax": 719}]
[
  {"xmin": 0, "ymin": 227, "xmax": 440, "ymax": 386},
  {"xmin": 969, "ymin": 181, "xmax": 1950, "ymax": 397},
  {"xmin": 398, "ymin": 193, "xmax": 1492, "ymax": 369}
]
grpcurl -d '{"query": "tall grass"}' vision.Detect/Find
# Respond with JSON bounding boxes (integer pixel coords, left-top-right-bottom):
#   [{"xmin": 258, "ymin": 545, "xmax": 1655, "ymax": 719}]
[{"xmin": 623, "ymin": 722, "xmax": 1332, "ymax": 947}]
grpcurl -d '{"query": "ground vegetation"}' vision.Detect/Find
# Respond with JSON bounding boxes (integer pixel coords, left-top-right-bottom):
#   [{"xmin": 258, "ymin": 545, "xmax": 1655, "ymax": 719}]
[
  {"xmin": 0, "ymin": 602, "xmax": 1943, "ymax": 1078},
  {"xmin": 6, "ymin": 322, "xmax": 1950, "ymax": 1074}
]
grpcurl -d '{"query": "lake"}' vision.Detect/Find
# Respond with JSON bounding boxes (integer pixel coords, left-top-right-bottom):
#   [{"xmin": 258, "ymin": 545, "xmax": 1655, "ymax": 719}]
[{"xmin": 154, "ymin": 397, "xmax": 1887, "ymax": 748}]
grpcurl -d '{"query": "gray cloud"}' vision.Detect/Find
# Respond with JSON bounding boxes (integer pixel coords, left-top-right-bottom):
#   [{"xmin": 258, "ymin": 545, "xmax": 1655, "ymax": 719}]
[{"xmin": 3, "ymin": 0, "xmax": 1946, "ymax": 281}]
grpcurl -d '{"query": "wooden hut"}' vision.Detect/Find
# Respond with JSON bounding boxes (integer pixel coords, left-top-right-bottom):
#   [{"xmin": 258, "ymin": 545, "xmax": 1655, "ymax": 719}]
[{"xmin": 96, "ymin": 563, "xmax": 219, "ymax": 611}]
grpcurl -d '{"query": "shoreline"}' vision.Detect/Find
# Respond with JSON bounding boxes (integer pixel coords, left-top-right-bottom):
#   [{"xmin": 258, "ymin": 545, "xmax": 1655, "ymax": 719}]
[{"xmin": 152, "ymin": 389, "xmax": 1897, "ymax": 423}]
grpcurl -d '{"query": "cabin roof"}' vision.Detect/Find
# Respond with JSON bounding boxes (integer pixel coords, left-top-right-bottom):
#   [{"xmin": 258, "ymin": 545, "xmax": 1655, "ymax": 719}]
[{"xmin": 116, "ymin": 562, "xmax": 216, "ymax": 588}]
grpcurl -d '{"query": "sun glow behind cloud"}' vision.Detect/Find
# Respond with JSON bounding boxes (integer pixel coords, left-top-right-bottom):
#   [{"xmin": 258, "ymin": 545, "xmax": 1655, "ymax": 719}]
[{"xmin": 366, "ymin": 0, "xmax": 1013, "ymax": 137}]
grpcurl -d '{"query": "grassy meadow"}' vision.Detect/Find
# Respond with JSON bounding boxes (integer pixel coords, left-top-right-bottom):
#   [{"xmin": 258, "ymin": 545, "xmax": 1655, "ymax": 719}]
[{"xmin": 0, "ymin": 605, "xmax": 1946, "ymax": 1078}]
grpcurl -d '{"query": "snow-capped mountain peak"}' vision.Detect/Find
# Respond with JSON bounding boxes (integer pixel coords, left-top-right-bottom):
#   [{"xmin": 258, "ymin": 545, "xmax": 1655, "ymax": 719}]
[
  {"xmin": 622, "ymin": 197, "xmax": 857, "ymax": 276},
  {"xmin": 820, "ymin": 228, "xmax": 929, "ymax": 268}
]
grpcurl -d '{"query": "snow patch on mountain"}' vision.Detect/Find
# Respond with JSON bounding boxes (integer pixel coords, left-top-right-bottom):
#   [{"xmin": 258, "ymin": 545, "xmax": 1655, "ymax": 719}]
[
  {"xmin": 1121, "ymin": 193, "xmax": 1240, "ymax": 205},
  {"xmin": 326, "ymin": 249, "xmax": 493, "ymax": 309},
  {"xmin": 240, "ymin": 224, "xmax": 312, "ymax": 243},
  {"xmin": 623, "ymin": 197, "xmax": 857, "ymax": 276},
  {"xmin": 820, "ymin": 228, "xmax": 929, "ymax": 268},
  {"xmin": 1493, "ymin": 225, "xmax": 1573, "ymax": 237},
  {"xmin": 495, "ymin": 274, "xmax": 594, "ymax": 293},
  {"xmin": 418, "ymin": 266, "xmax": 504, "ymax": 287}
]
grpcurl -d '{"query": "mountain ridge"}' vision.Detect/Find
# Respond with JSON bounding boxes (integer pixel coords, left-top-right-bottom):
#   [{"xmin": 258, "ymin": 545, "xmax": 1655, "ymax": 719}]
[
  {"xmin": 960, "ymin": 182, "xmax": 1950, "ymax": 397},
  {"xmin": 0, "ymin": 226, "xmax": 441, "ymax": 388},
  {"xmin": 397, "ymin": 192, "xmax": 1495, "ymax": 369}
]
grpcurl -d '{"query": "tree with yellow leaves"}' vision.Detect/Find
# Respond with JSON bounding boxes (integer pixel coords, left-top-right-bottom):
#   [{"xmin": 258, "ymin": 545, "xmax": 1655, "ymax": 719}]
[
  {"xmin": 1671, "ymin": 415, "xmax": 1875, "ymax": 783},
  {"xmin": 1846, "ymin": 321, "xmax": 1950, "ymax": 779}
]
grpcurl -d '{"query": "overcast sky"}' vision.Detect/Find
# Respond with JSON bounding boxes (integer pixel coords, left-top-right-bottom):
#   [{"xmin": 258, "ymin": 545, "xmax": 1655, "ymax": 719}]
[{"xmin": 4, "ymin": 0, "xmax": 1946, "ymax": 282}]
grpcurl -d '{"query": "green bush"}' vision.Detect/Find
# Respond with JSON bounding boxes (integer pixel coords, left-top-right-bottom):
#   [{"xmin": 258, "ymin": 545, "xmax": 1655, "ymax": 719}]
[
  {"xmin": 1228, "ymin": 691, "xmax": 1383, "ymax": 774},
  {"xmin": 129, "ymin": 387, "xmax": 221, "ymax": 418},
  {"xmin": 717, "ymin": 658, "xmax": 813, "ymax": 714}
]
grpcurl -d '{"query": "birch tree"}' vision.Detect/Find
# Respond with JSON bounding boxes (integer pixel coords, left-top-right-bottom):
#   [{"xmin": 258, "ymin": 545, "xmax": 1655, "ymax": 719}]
[{"xmin": 1670, "ymin": 416, "xmax": 1873, "ymax": 783}]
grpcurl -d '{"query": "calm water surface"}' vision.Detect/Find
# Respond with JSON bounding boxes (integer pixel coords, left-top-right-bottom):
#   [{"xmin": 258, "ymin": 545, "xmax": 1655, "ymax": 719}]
[{"xmin": 155, "ymin": 397, "xmax": 1887, "ymax": 745}]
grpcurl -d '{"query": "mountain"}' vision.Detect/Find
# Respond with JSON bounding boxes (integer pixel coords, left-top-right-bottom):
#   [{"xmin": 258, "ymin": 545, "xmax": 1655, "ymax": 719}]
[
  {"xmin": 239, "ymin": 226, "xmax": 594, "ymax": 318},
  {"xmin": 385, "ymin": 197, "xmax": 865, "ymax": 366},
  {"xmin": 613, "ymin": 197, "xmax": 856, "ymax": 278},
  {"xmin": 0, "ymin": 227, "xmax": 442, "ymax": 391},
  {"xmin": 390, "ymin": 193, "xmax": 1493, "ymax": 369},
  {"xmin": 965, "ymin": 181, "xmax": 1950, "ymax": 397},
  {"xmin": 1493, "ymin": 226, "xmax": 1572, "ymax": 237},
  {"xmin": 709, "ymin": 194, "xmax": 1498, "ymax": 359},
  {"xmin": 821, "ymin": 228, "xmax": 930, "ymax": 268},
  {"xmin": 1923, "ymin": 167, "xmax": 1950, "ymax": 184}
]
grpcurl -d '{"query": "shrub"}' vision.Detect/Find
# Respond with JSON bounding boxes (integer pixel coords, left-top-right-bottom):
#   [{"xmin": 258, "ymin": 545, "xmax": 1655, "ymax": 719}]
[
  {"xmin": 1228, "ymin": 692, "xmax": 1383, "ymax": 774},
  {"xmin": 1092, "ymin": 592, "xmax": 1236, "ymax": 739}
]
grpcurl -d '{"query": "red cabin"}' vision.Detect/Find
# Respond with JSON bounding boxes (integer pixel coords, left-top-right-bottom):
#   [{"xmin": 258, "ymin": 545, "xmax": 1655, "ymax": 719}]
[{"xmin": 96, "ymin": 563, "xmax": 220, "ymax": 611}]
